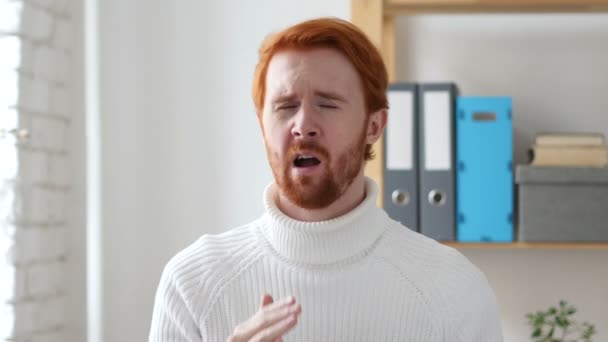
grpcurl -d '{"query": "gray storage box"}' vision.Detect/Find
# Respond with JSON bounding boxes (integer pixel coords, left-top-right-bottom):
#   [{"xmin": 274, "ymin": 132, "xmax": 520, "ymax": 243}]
[{"xmin": 516, "ymin": 165, "xmax": 608, "ymax": 242}]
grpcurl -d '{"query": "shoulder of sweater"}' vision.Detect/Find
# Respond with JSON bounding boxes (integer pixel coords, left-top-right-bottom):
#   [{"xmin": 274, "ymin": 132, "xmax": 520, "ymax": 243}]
[
  {"xmin": 157, "ymin": 220, "xmax": 265, "ymax": 318},
  {"xmin": 375, "ymin": 219, "xmax": 499, "ymax": 338},
  {"xmin": 375, "ymin": 218, "xmax": 489, "ymax": 291}
]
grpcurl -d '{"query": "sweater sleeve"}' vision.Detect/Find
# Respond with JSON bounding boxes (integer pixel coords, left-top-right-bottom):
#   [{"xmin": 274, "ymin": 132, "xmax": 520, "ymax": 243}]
[
  {"xmin": 149, "ymin": 259, "xmax": 202, "ymax": 342},
  {"xmin": 444, "ymin": 249, "xmax": 503, "ymax": 342}
]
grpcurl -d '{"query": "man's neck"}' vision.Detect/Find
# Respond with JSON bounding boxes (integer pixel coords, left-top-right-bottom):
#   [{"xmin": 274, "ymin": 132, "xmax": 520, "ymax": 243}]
[{"xmin": 276, "ymin": 172, "xmax": 367, "ymax": 222}]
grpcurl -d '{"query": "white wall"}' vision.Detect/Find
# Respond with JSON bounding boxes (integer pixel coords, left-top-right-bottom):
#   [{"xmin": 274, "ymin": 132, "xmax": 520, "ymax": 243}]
[
  {"xmin": 97, "ymin": 1, "xmax": 349, "ymax": 341},
  {"xmin": 2, "ymin": 0, "xmax": 78, "ymax": 341},
  {"xmin": 67, "ymin": 0, "xmax": 87, "ymax": 340},
  {"xmin": 396, "ymin": 14, "xmax": 608, "ymax": 342},
  {"xmin": 98, "ymin": 2, "xmax": 178, "ymax": 342},
  {"xmin": 94, "ymin": 2, "xmax": 608, "ymax": 341}
]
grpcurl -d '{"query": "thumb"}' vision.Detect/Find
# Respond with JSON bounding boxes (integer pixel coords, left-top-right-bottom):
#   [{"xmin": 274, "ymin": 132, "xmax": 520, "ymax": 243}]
[{"xmin": 259, "ymin": 293, "xmax": 274, "ymax": 309}]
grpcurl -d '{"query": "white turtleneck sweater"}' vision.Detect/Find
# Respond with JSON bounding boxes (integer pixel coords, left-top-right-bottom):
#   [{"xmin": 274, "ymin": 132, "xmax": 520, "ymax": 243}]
[{"xmin": 149, "ymin": 178, "xmax": 503, "ymax": 342}]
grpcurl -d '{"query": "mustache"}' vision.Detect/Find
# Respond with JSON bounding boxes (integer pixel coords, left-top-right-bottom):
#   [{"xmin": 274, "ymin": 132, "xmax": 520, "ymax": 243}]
[{"xmin": 286, "ymin": 141, "xmax": 330, "ymax": 160}]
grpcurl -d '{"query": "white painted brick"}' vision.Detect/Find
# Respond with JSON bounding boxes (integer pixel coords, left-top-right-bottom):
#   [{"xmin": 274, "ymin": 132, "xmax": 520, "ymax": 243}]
[
  {"xmin": 52, "ymin": 50, "xmax": 69, "ymax": 84},
  {"xmin": 1, "ymin": 68, "xmax": 19, "ymax": 110},
  {"xmin": 0, "ymin": 106, "xmax": 19, "ymax": 135},
  {"xmin": 18, "ymin": 108, "xmax": 33, "ymax": 136},
  {"xmin": 21, "ymin": 4, "xmax": 54, "ymax": 42},
  {"xmin": 0, "ymin": 262, "xmax": 16, "ymax": 303},
  {"xmin": 29, "ymin": 0, "xmax": 69, "ymax": 16},
  {"xmin": 0, "ymin": 182, "xmax": 18, "ymax": 229},
  {"xmin": 49, "ymin": 86, "xmax": 69, "ymax": 118},
  {"xmin": 47, "ymin": 191, "xmax": 67, "ymax": 222},
  {"xmin": 47, "ymin": 155, "xmax": 69, "ymax": 187},
  {"xmin": 1, "ymin": 219, "xmax": 17, "ymax": 241},
  {"xmin": 52, "ymin": 20, "xmax": 71, "ymax": 51},
  {"xmin": 12, "ymin": 297, "xmax": 65, "ymax": 336},
  {"xmin": 54, "ymin": 0, "xmax": 70, "ymax": 16},
  {"xmin": 34, "ymin": 296, "xmax": 65, "ymax": 331},
  {"xmin": 0, "ymin": 149, "xmax": 18, "ymax": 181},
  {"xmin": 34, "ymin": 47, "xmax": 69, "ymax": 84},
  {"xmin": 0, "ymin": 121, "xmax": 19, "ymax": 179},
  {"xmin": 1, "ymin": 194, "xmax": 17, "ymax": 234},
  {"xmin": 12, "ymin": 301, "xmax": 36, "ymax": 336},
  {"xmin": 0, "ymin": 265, "xmax": 30, "ymax": 303},
  {"xmin": 33, "ymin": 45, "xmax": 58, "ymax": 82},
  {"xmin": 50, "ymin": 227, "xmax": 67, "ymax": 258},
  {"xmin": 0, "ymin": 303, "xmax": 16, "ymax": 339},
  {"xmin": 0, "ymin": 35, "xmax": 21, "ymax": 70},
  {"xmin": 19, "ymin": 39, "xmax": 36, "ymax": 74},
  {"xmin": 12, "ymin": 185, "xmax": 51, "ymax": 225},
  {"xmin": 1, "ymin": 232, "xmax": 29, "ymax": 304},
  {"xmin": 14, "ymin": 266, "xmax": 29, "ymax": 301},
  {"xmin": 2, "ymin": 0, "xmax": 73, "ymax": 337},
  {"xmin": 9, "ymin": 183, "xmax": 27, "ymax": 225},
  {"xmin": 7, "ymin": 334, "xmax": 33, "ymax": 342},
  {"xmin": 28, "ymin": 118, "xmax": 66, "ymax": 152},
  {"xmin": 28, "ymin": 0, "xmax": 55, "ymax": 10},
  {"xmin": 0, "ymin": 1, "xmax": 23, "ymax": 34},
  {"xmin": 11, "ymin": 227, "xmax": 67, "ymax": 264},
  {"xmin": 27, "ymin": 261, "xmax": 65, "ymax": 297},
  {"xmin": 30, "ymin": 329, "xmax": 65, "ymax": 342},
  {"xmin": 18, "ymin": 77, "xmax": 50, "ymax": 113},
  {"xmin": 18, "ymin": 151, "xmax": 49, "ymax": 185},
  {"xmin": 28, "ymin": 186, "xmax": 52, "ymax": 223}
]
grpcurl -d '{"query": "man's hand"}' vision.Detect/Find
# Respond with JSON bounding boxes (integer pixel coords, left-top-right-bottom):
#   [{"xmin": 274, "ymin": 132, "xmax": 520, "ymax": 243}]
[{"xmin": 227, "ymin": 294, "xmax": 301, "ymax": 342}]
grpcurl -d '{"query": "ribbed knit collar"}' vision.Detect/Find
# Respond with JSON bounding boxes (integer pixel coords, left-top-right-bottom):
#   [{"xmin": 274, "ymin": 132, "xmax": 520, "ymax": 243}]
[{"xmin": 259, "ymin": 177, "xmax": 388, "ymax": 265}]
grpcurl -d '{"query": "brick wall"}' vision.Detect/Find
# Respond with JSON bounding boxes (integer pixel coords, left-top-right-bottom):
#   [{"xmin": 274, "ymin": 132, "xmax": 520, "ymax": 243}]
[{"xmin": 1, "ymin": 0, "xmax": 73, "ymax": 341}]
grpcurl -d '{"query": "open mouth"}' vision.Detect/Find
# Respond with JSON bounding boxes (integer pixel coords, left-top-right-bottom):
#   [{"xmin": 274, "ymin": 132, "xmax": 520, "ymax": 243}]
[{"xmin": 293, "ymin": 154, "xmax": 321, "ymax": 168}]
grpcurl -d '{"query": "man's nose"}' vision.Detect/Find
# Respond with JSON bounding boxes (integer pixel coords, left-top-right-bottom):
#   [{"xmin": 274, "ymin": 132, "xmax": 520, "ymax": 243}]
[{"xmin": 291, "ymin": 104, "xmax": 319, "ymax": 138}]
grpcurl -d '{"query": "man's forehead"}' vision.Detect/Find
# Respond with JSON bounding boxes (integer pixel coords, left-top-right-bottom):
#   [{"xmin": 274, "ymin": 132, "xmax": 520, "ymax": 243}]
[
  {"xmin": 265, "ymin": 51, "xmax": 354, "ymax": 94},
  {"xmin": 269, "ymin": 47, "xmax": 334, "ymax": 66},
  {"xmin": 267, "ymin": 76, "xmax": 348, "ymax": 100},
  {"xmin": 268, "ymin": 48, "xmax": 356, "ymax": 77}
]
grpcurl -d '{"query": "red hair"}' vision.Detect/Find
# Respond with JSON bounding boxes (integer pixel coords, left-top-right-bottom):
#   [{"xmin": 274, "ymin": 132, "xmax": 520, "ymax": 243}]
[{"xmin": 252, "ymin": 17, "xmax": 388, "ymax": 160}]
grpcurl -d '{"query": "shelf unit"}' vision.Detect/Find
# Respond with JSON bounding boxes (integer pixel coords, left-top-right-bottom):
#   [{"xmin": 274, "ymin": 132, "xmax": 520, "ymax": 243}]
[
  {"xmin": 444, "ymin": 242, "xmax": 608, "ymax": 250},
  {"xmin": 350, "ymin": 0, "xmax": 608, "ymax": 249}
]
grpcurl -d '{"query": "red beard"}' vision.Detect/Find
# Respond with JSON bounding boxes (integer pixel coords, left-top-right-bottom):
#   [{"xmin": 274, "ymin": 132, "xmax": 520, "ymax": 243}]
[{"xmin": 266, "ymin": 126, "xmax": 368, "ymax": 210}]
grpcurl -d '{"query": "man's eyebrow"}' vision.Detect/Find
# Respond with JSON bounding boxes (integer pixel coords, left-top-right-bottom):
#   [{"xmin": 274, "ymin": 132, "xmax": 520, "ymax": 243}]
[
  {"xmin": 271, "ymin": 94, "xmax": 298, "ymax": 104},
  {"xmin": 271, "ymin": 91, "xmax": 347, "ymax": 104},
  {"xmin": 315, "ymin": 91, "xmax": 347, "ymax": 102}
]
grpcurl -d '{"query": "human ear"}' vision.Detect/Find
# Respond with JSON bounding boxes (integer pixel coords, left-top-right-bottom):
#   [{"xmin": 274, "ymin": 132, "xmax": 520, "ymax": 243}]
[{"xmin": 365, "ymin": 108, "xmax": 387, "ymax": 145}]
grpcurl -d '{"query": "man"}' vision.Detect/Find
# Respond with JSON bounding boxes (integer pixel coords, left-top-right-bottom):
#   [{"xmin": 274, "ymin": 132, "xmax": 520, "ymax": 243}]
[{"xmin": 150, "ymin": 18, "xmax": 503, "ymax": 342}]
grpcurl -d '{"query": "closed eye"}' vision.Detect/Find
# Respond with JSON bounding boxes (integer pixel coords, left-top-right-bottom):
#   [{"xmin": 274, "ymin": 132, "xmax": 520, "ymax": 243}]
[
  {"xmin": 278, "ymin": 105, "xmax": 298, "ymax": 111},
  {"xmin": 320, "ymin": 104, "xmax": 338, "ymax": 109}
]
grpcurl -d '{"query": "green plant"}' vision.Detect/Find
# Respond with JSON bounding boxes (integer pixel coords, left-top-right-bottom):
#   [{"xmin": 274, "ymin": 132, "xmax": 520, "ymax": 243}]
[{"xmin": 526, "ymin": 300, "xmax": 597, "ymax": 342}]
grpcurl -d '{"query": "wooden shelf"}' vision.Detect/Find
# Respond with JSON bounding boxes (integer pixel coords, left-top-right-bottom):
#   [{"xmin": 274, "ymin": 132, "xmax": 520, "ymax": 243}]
[
  {"xmin": 351, "ymin": 0, "xmax": 608, "ymax": 210},
  {"xmin": 386, "ymin": 0, "xmax": 608, "ymax": 14},
  {"xmin": 351, "ymin": 1, "xmax": 607, "ymax": 248},
  {"xmin": 443, "ymin": 242, "xmax": 608, "ymax": 250}
]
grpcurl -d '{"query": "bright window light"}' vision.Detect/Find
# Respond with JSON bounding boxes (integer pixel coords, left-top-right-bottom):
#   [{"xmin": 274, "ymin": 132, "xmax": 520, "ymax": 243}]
[{"xmin": 0, "ymin": 22, "xmax": 20, "ymax": 342}]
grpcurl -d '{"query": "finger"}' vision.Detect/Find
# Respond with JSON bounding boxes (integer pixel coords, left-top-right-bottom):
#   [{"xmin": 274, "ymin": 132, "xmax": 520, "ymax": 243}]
[
  {"xmin": 248, "ymin": 301, "xmax": 301, "ymax": 334},
  {"xmin": 251, "ymin": 313, "xmax": 299, "ymax": 342},
  {"xmin": 235, "ymin": 301, "xmax": 301, "ymax": 341},
  {"xmin": 259, "ymin": 294, "xmax": 274, "ymax": 309},
  {"xmin": 260, "ymin": 296, "xmax": 295, "ymax": 312}
]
